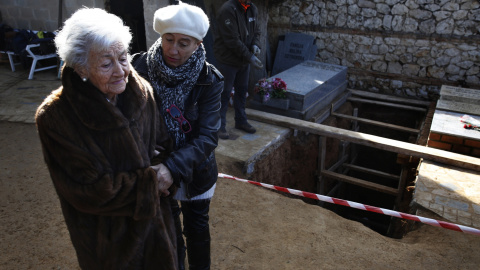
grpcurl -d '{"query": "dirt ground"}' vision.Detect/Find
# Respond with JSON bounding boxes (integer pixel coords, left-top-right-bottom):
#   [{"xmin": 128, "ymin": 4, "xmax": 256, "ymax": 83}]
[{"xmin": 2, "ymin": 121, "xmax": 480, "ymax": 269}]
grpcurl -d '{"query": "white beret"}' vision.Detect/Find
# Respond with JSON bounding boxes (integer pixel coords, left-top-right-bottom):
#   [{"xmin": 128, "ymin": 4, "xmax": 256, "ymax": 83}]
[{"xmin": 153, "ymin": 2, "xmax": 209, "ymax": 41}]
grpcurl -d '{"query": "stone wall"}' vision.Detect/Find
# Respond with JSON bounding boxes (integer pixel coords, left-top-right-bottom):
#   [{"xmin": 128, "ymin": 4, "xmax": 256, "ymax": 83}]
[{"xmin": 268, "ymin": 0, "xmax": 480, "ymax": 100}]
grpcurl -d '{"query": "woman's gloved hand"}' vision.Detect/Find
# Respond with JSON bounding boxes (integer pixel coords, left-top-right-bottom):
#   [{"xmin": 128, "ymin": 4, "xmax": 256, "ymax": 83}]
[
  {"xmin": 252, "ymin": 45, "xmax": 261, "ymax": 56},
  {"xmin": 250, "ymin": 55, "xmax": 263, "ymax": 69}
]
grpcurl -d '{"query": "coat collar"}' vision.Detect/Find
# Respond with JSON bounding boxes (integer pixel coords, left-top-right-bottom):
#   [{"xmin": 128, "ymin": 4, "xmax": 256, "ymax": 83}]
[
  {"xmin": 61, "ymin": 67, "xmax": 147, "ymax": 131},
  {"xmin": 196, "ymin": 62, "xmax": 211, "ymax": 85}
]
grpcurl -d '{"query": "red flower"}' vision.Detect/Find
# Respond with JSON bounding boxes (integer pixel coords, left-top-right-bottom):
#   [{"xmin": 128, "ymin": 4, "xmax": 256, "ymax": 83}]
[{"xmin": 254, "ymin": 77, "xmax": 288, "ymax": 101}]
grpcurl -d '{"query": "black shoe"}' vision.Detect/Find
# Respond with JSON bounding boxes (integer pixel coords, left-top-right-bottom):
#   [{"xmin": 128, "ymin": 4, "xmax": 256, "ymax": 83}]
[
  {"xmin": 218, "ymin": 127, "xmax": 230, "ymax": 139},
  {"xmin": 235, "ymin": 122, "xmax": 256, "ymax": 134}
]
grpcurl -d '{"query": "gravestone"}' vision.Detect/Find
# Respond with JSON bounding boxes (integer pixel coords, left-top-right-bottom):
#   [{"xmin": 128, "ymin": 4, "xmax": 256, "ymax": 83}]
[
  {"xmin": 271, "ymin": 33, "xmax": 317, "ymax": 76},
  {"xmin": 250, "ymin": 60, "xmax": 348, "ymax": 121},
  {"xmin": 436, "ymin": 85, "xmax": 480, "ymax": 116}
]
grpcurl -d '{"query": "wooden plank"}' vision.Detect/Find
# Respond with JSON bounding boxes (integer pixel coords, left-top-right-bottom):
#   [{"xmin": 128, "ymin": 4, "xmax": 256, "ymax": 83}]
[
  {"xmin": 348, "ymin": 88, "xmax": 431, "ymax": 107},
  {"xmin": 246, "ymin": 108, "xmax": 480, "ymax": 171},
  {"xmin": 348, "ymin": 97, "xmax": 427, "ymax": 112},
  {"xmin": 342, "ymin": 163, "xmax": 400, "ymax": 180},
  {"xmin": 395, "ymin": 166, "xmax": 408, "ymax": 206},
  {"xmin": 321, "ymin": 170, "xmax": 399, "ymax": 195},
  {"xmin": 317, "ymin": 136, "xmax": 327, "ymax": 197},
  {"xmin": 332, "ymin": 112, "xmax": 420, "ymax": 134}
]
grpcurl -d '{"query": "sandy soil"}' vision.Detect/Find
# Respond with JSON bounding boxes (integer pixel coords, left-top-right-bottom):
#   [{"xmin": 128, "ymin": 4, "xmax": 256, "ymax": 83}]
[{"xmin": 2, "ymin": 121, "xmax": 480, "ymax": 269}]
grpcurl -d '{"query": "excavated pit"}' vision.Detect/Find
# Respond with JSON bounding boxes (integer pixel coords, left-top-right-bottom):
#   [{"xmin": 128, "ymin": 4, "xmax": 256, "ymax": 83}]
[{"xmin": 251, "ymin": 99, "xmax": 432, "ymax": 238}]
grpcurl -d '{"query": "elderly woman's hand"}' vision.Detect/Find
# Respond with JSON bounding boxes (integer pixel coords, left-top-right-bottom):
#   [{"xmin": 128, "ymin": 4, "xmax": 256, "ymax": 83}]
[{"xmin": 151, "ymin": 163, "xmax": 173, "ymax": 196}]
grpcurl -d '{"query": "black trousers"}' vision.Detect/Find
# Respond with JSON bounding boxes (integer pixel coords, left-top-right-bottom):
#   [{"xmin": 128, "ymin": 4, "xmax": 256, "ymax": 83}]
[
  {"xmin": 216, "ymin": 62, "xmax": 251, "ymax": 128},
  {"xmin": 171, "ymin": 198, "xmax": 211, "ymax": 270}
]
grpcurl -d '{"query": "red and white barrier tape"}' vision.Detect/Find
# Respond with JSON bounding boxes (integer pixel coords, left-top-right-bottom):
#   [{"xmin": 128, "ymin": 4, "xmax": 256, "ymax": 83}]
[{"xmin": 218, "ymin": 173, "xmax": 480, "ymax": 236}]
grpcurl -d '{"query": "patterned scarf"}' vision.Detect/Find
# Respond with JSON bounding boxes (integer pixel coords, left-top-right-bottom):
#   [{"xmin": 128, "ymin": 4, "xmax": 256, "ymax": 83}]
[{"xmin": 146, "ymin": 38, "xmax": 205, "ymax": 149}]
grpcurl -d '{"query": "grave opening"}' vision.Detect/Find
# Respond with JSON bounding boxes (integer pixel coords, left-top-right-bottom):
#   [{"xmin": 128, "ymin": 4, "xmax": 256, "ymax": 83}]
[
  {"xmin": 321, "ymin": 100, "xmax": 428, "ymax": 238},
  {"xmin": 250, "ymin": 92, "xmax": 432, "ymax": 239}
]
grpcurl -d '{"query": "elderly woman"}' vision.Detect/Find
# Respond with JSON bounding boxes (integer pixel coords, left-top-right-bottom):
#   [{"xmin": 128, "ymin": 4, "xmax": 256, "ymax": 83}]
[
  {"xmin": 35, "ymin": 8, "xmax": 178, "ymax": 270},
  {"xmin": 133, "ymin": 2, "xmax": 223, "ymax": 270}
]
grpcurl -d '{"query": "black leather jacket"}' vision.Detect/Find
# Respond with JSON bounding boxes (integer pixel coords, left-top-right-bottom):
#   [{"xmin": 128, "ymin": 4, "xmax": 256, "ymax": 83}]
[{"xmin": 132, "ymin": 52, "xmax": 224, "ymax": 198}]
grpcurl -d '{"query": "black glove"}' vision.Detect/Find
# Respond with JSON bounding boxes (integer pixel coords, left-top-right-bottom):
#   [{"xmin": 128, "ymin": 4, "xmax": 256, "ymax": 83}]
[
  {"xmin": 252, "ymin": 45, "xmax": 261, "ymax": 56},
  {"xmin": 250, "ymin": 55, "xmax": 263, "ymax": 69}
]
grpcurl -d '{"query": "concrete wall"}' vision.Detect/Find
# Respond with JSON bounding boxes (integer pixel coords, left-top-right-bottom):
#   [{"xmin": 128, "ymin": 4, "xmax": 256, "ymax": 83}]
[
  {"xmin": 267, "ymin": 0, "xmax": 480, "ymax": 100},
  {"xmin": 1, "ymin": 0, "xmax": 61, "ymax": 31},
  {"xmin": 143, "ymin": 0, "xmax": 170, "ymax": 48},
  {"xmin": 1, "ymin": 0, "xmax": 108, "ymax": 31},
  {"xmin": 0, "ymin": 0, "xmax": 164, "ymax": 42}
]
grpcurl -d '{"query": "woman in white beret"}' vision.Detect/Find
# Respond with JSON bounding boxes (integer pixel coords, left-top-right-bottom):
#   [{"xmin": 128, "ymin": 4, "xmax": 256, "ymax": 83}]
[
  {"xmin": 133, "ymin": 2, "xmax": 223, "ymax": 270},
  {"xmin": 35, "ymin": 7, "xmax": 178, "ymax": 269}
]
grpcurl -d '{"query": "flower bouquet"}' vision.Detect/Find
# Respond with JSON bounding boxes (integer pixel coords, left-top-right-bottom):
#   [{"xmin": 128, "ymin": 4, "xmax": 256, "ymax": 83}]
[
  {"xmin": 460, "ymin": 114, "xmax": 480, "ymax": 131},
  {"xmin": 254, "ymin": 77, "xmax": 287, "ymax": 103}
]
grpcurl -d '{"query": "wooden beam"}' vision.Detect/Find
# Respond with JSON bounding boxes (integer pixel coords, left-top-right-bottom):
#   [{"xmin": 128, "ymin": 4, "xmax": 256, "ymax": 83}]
[
  {"xmin": 321, "ymin": 170, "xmax": 399, "ymax": 195},
  {"xmin": 332, "ymin": 112, "xmax": 420, "ymax": 134},
  {"xmin": 348, "ymin": 89, "xmax": 431, "ymax": 107},
  {"xmin": 246, "ymin": 108, "xmax": 480, "ymax": 171},
  {"xmin": 341, "ymin": 163, "xmax": 400, "ymax": 180},
  {"xmin": 317, "ymin": 136, "xmax": 327, "ymax": 198},
  {"xmin": 347, "ymin": 97, "xmax": 427, "ymax": 112}
]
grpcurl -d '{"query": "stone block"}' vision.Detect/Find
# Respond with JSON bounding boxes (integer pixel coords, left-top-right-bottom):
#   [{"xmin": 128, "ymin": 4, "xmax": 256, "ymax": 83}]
[
  {"xmin": 473, "ymin": 219, "xmax": 480, "ymax": 229},
  {"xmin": 458, "ymin": 216, "xmax": 473, "ymax": 227},
  {"xmin": 443, "ymin": 208, "xmax": 458, "ymax": 222},
  {"xmin": 428, "ymin": 202, "xmax": 444, "ymax": 214},
  {"xmin": 473, "ymin": 204, "xmax": 480, "ymax": 215},
  {"xmin": 279, "ymin": 61, "xmax": 348, "ymax": 111},
  {"xmin": 436, "ymin": 85, "xmax": 480, "ymax": 115},
  {"xmin": 250, "ymin": 81, "xmax": 347, "ymax": 121},
  {"xmin": 249, "ymin": 60, "xmax": 348, "ymax": 121},
  {"xmin": 260, "ymin": 97, "xmax": 290, "ymax": 110},
  {"xmin": 458, "ymin": 210, "xmax": 472, "ymax": 218},
  {"xmin": 414, "ymin": 198, "xmax": 430, "ymax": 209},
  {"xmin": 430, "ymin": 110, "xmax": 480, "ymax": 141}
]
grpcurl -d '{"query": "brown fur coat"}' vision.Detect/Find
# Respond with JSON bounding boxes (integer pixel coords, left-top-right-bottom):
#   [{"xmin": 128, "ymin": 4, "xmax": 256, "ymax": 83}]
[{"xmin": 35, "ymin": 67, "xmax": 177, "ymax": 269}]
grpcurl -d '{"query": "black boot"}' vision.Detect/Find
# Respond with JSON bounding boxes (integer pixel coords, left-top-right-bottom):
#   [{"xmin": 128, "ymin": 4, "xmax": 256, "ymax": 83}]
[{"xmin": 185, "ymin": 226, "xmax": 211, "ymax": 270}]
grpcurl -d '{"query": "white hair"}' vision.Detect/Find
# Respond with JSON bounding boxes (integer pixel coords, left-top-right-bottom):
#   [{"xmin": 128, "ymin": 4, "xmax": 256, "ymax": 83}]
[{"xmin": 55, "ymin": 7, "xmax": 132, "ymax": 70}]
